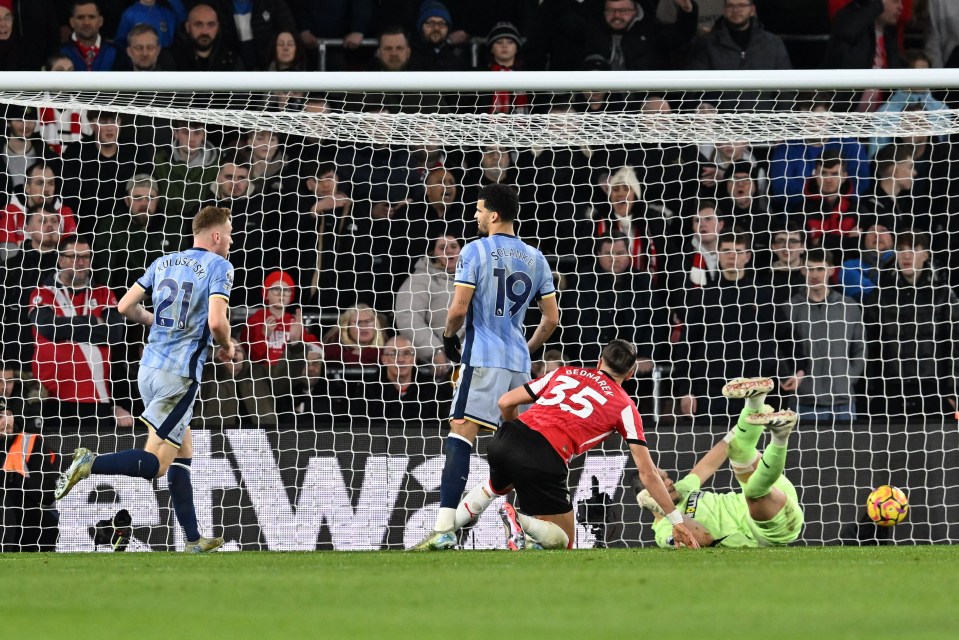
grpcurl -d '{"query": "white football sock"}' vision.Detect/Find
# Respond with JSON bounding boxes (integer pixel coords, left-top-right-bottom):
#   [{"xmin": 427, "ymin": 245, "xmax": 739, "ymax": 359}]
[
  {"xmin": 515, "ymin": 513, "xmax": 569, "ymax": 550},
  {"xmin": 434, "ymin": 507, "xmax": 456, "ymax": 533},
  {"xmin": 454, "ymin": 481, "xmax": 495, "ymax": 529}
]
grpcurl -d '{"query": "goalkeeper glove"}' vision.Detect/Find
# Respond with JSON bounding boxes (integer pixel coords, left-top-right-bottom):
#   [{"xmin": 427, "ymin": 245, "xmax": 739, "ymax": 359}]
[{"xmin": 443, "ymin": 334, "xmax": 462, "ymax": 364}]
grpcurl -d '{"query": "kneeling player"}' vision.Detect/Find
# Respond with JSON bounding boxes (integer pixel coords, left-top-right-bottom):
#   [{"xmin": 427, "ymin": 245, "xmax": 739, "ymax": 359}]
[
  {"xmin": 638, "ymin": 377, "xmax": 804, "ymax": 548},
  {"xmin": 419, "ymin": 340, "xmax": 699, "ymax": 550}
]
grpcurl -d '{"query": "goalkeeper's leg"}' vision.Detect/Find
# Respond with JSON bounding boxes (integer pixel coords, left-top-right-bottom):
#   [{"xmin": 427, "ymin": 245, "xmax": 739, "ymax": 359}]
[{"xmin": 721, "ymin": 377, "xmax": 774, "ymax": 482}]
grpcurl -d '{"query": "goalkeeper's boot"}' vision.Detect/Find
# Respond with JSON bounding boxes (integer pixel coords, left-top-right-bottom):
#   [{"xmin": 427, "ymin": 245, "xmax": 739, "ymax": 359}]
[
  {"xmin": 498, "ymin": 503, "xmax": 526, "ymax": 551},
  {"xmin": 721, "ymin": 377, "xmax": 775, "ymax": 402},
  {"xmin": 746, "ymin": 409, "xmax": 798, "ymax": 440},
  {"xmin": 54, "ymin": 447, "xmax": 97, "ymax": 501},
  {"xmin": 636, "ymin": 489, "xmax": 667, "ymax": 518},
  {"xmin": 410, "ymin": 530, "xmax": 457, "ymax": 551},
  {"xmin": 185, "ymin": 537, "xmax": 225, "ymax": 553}
]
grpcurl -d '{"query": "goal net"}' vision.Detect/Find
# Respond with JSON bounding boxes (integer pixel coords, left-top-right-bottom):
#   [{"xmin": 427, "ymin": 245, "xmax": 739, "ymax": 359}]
[{"xmin": 1, "ymin": 70, "xmax": 957, "ymax": 551}]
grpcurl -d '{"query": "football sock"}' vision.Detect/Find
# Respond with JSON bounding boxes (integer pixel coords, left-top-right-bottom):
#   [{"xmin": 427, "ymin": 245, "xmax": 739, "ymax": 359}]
[
  {"xmin": 454, "ymin": 480, "xmax": 496, "ymax": 529},
  {"xmin": 516, "ymin": 513, "xmax": 569, "ymax": 550},
  {"xmin": 91, "ymin": 449, "xmax": 160, "ymax": 480},
  {"xmin": 435, "ymin": 435, "xmax": 473, "ymax": 531},
  {"xmin": 167, "ymin": 458, "xmax": 201, "ymax": 542},
  {"xmin": 744, "ymin": 443, "xmax": 787, "ymax": 500},
  {"xmin": 727, "ymin": 408, "xmax": 765, "ymax": 466}
]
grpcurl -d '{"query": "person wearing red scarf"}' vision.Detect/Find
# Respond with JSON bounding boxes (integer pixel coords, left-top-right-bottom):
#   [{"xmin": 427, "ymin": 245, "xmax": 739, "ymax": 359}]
[
  {"xmin": 485, "ymin": 22, "xmax": 528, "ymax": 115},
  {"xmin": 797, "ymin": 149, "xmax": 859, "ymax": 255}
]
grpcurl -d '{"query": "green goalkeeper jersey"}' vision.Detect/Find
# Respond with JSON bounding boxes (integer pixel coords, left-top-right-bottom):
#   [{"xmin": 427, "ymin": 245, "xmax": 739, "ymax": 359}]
[{"xmin": 651, "ymin": 473, "xmax": 759, "ymax": 548}]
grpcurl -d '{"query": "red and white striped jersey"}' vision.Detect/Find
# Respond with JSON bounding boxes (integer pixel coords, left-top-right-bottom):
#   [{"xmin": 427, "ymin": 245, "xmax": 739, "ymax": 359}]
[
  {"xmin": 28, "ymin": 283, "xmax": 117, "ymax": 403},
  {"xmin": 519, "ymin": 367, "xmax": 646, "ymax": 464}
]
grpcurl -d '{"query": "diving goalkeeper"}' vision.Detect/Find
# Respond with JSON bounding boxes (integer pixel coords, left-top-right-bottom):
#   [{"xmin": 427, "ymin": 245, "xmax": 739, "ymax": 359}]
[{"xmin": 638, "ymin": 377, "xmax": 804, "ymax": 548}]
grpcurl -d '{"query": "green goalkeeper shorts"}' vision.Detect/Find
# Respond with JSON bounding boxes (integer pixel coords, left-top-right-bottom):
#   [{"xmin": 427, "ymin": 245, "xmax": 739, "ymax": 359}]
[{"xmin": 746, "ymin": 476, "xmax": 804, "ymax": 546}]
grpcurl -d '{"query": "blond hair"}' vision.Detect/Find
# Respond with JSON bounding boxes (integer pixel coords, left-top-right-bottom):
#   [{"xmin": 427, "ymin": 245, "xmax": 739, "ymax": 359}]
[
  {"xmin": 192, "ymin": 206, "xmax": 231, "ymax": 235},
  {"xmin": 324, "ymin": 303, "xmax": 388, "ymax": 348}
]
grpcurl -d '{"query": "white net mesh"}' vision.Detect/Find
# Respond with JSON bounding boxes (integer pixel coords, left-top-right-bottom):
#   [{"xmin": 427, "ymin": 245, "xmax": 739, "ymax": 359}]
[{"xmin": 1, "ymin": 74, "xmax": 958, "ymax": 551}]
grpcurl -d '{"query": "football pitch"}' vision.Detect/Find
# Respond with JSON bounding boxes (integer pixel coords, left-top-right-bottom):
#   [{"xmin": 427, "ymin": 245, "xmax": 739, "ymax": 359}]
[{"xmin": 3, "ymin": 546, "xmax": 955, "ymax": 640}]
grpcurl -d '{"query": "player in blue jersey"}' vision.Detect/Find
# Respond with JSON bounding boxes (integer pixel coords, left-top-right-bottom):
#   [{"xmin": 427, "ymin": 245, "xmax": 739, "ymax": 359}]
[
  {"xmin": 413, "ymin": 183, "xmax": 559, "ymax": 550},
  {"xmin": 54, "ymin": 206, "xmax": 235, "ymax": 553}
]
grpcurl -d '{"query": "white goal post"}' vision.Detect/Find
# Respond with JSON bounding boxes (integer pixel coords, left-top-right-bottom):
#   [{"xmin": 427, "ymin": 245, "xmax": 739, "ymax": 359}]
[{"xmin": 0, "ymin": 69, "xmax": 957, "ymax": 551}]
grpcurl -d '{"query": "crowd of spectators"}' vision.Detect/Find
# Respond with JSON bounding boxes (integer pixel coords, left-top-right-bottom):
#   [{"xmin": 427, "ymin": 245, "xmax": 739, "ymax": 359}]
[{"xmin": 0, "ymin": 0, "xmax": 958, "ymax": 438}]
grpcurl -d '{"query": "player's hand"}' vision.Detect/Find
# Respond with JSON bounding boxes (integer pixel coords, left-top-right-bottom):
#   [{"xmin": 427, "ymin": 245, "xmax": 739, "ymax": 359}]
[
  {"xmin": 343, "ymin": 31, "xmax": 364, "ymax": 48},
  {"xmin": 442, "ymin": 334, "xmax": 462, "ymax": 364},
  {"xmin": 671, "ymin": 523, "xmax": 701, "ymax": 549},
  {"xmin": 780, "ymin": 371, "xmax": 804, "ymax": 392},
  {"xmin": 220, "ymin": 340, "xmax": 236, "ymax": 362},
  {"xmin": 678, "ymin": 394, "xmax": 696, "ymax": 416}
]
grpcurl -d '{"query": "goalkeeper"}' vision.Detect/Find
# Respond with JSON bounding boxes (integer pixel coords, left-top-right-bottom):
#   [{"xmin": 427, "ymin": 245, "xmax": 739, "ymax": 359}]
[{"xmin": 638, "ymin": 377, "xmax": 804, "ymax": 548}]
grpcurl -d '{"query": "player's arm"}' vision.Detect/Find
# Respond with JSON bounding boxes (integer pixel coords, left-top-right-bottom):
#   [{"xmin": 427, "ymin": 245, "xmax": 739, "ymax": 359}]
[
  {"xmin": 688, "ymin": 438, "xmax": 730, "ymax": 485},
  {"xmin": 442, "ymin": 284, "xmax": 473, "ymax": 362},
  {"xmin": 527, "ymin": 294, "xmax": 558, "ymax": 355},
  {"xmin": 117, "ymin": 284, "xmax": 154, "ymax": 327},
  {"xmin": 497, "ymin": 384, "xmax": 536, "ymax": 423},
  {"xmin": 630, "ymin": 443, "xmax": 701, "ymax": 549},
  {"xmin": 209, "ymin": 295, "xmax": 235, "ymax": 359}
]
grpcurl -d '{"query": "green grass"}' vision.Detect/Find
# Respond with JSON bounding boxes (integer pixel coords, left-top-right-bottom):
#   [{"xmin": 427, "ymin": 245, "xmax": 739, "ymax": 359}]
[{"xmin": 2, "ymin": 547, "xmax": 956, "ymax": 639}]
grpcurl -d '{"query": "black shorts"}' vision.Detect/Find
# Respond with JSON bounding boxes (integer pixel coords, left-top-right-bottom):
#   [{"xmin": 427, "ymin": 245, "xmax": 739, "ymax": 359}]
[{"xmin": 486, "ymin": 420, "xmax": 571, "ymax": 516}]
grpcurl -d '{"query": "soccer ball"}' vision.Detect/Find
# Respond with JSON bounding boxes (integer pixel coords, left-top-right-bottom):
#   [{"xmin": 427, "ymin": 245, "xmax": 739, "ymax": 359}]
[{"xmin": 866, "ymin": 485, "xmax": 909, "ymax": 527}]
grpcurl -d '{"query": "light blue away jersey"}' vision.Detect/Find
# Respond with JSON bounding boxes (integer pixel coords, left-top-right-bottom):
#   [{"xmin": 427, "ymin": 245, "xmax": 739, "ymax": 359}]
[
  {"xmin": 136, "ymin": 248, "xmax": 234, "ymax": 381},
  {"xmin": 455, "ymin": 233, "xmax": 555, "ymax": 372}
]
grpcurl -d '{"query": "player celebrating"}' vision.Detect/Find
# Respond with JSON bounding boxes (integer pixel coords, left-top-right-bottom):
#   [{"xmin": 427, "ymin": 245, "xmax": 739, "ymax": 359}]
[
  {"xmin": 637, "ymin": 377, "xmax": 804, "ymax": 548},
  {"xmin": 428, "ymin": 340, "xmax": 699, "ymax": 550},
  {"xmin": 54, "ymin": 206, "xmax": 235, "ymax": 553},
  {"xmin": 413, "ymin": 183, "xmax": 559, "ymax": 550}
]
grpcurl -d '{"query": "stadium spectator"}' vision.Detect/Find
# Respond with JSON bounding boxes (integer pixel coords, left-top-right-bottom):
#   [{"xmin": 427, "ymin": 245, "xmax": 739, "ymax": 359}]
[
  {"xmin": 559, "ymin": 233, "xmax": 670, "ymax": 414},
  {"xmin": 27, "ymin": 236, "xmax": 133, "ymax": 429},
  {"xmin": 792, "ymin": 149, "xmax": 859, "ymax": 256},
  {"xmin": 0, "ymin": 0, "xmax": 23, "ymax": 71},
  {"xmin": 114, "ymin": 0, "xmax": 187, "ymax": 50},
  {"xmin": 0, "ymin": 393, "xmax": 61, "ymax": 552},
  {"xmin": 241, "ymin": 270, "xmax": 319, "ymax": 420},
  {"xmin": 409, "ymin": 1, "xmax": 467, "ymax": 72},
  {"xmin": 93, "ymin": 174, "xmax": 183, "ymax": 290},
  {"xmin": 924, "ymin": 0, "xmax": 959, "ymax": 68},
  {"xmin": 658, "ymin": 0, "xmax": 723, "ymax": 36},
  {"xmin": 479, "ymin": 22, "xmax": 528, "ymax": 114},
  {"xmin": 768, "ymin": 103, "xmax": 871, "ymax": 206},
  {"xmin": 322, "ymin": 303, "xmax": 387, "ymax": 366},
  {"xmin": 290, "ymin": 0, "xmax": 373, "ymax": 71},
  {"xmin": 663, "ymin": 200, "xmax": 724, "ymax": 314},
  {"xmin": 355, "ymin": 335, "xmax": 452, "ymax": 423},
  {"xmin": 672, "ymin": 232, "xmax": 783, "ymax": 419},
  {"xmin": 0, "ymin": 105, "xmax": 49, "ymax": 194},
  {"xmin": 119, "ymin": 23, "xmax": 177, "ymax": 71},
  {"xmin": 286, "ymin": 160, "xmax": 352, "ymax": 308},
  {"xmin": 153, "ymin": 120, "xmax": 220, "ymax": 218},
  {"xmin": 3, "ymin": 0, "xmax": 60, "ymax": 72},
  {"xmin": 0, "ymin": 163, "xmax": 78, "ymax": 261},
  {"xmin": 591, "ymin": 166, "xmax": 666, "ymax": 278},
  {"xmin": 203, "ymin": 0, "xmax": 297, "ymax": 70},
  {"xmin": 266, "ymin": 30, "xmax": 308, "ymax": 71},
  {"xmin": 371, "ymin": 26, "xmax": 412, "ymax": 72},
  {"xmin": 460, "ymin": 146, "xmax": 517, "ymax": 210},
  {"xmin": 191, "ymin": 339, "xmax": 265, "ymax": 427},
  {"xmin": 288, "ymin": 341, "xmax": 349, "ymax": 424},
  {"xmin": 170, "ymin": 3, "xmax": 243, "ymax": 71},
  {"xmin": 782, "ymin": 248, "xmax": 864, "ymax": 422},
  {"xmin": 583, "ymin": 0, "xmax": 698, "ymax": 71},
  {"xmin": 868, "ymin": 52, "xmax": 950, "ymax": 155},
  {"xmin": 697, "ymin": 140, "xmax": 767, "ymax": 198},
  {"xmin": 822, "ymin": 0, "xmax": 903, "ymax": 111},
  {"xmin": 864, "ymin": 232, "xmax": 959, "ymax": 417},
  {"xmin": 523, "ymin": 0, "xmax": 599, "ymax": 70},
  {"xmin": 406, "ymin": 168, "xmax": 467, "ymax": 257},
  {"xmin": 839, "ymin": 222, "xmax": 895, "ymax": 302},
  {"xmin": 37, "ymin": 55, "xmax": 92, "ymax": 155},
  {"xmin": 686, "ymin": 0, "xmax": 791, "ymax": 110},
  {"xmin": 766, "ymin": 224, "xmax": 807, "ymax": 304},
  {"xmin": 244, "ymin": 129, "xmax": 295, "ymax": 196},
  {"xmin": 717, "ymin": 162, "xmax": 773, "ymax": 248},
  {"xmin": 61, "ymin": 110, "xmax": 153, "ymax": 236},
  {"xmin": 858, "ymin": 143, "xmax": 918, "ymax": 233},
  {"xmin": 394, "ymin": 234, "xmax": 461, "ymax": 377},
  {"xmin": 60, "ymin": 1, "xmax": 119, "ymax": 72}
]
